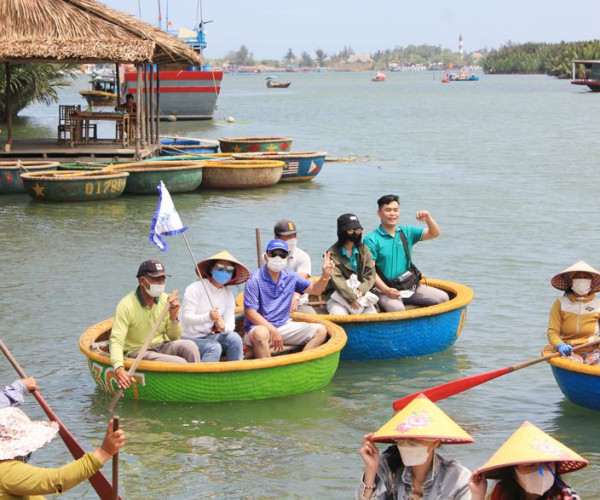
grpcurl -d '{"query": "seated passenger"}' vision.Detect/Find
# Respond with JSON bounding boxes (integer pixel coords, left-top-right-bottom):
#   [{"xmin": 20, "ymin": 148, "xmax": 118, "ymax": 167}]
[
  {"xmin": 357, "ymin": 394, "xmax": 473, "ymax": 500},
  {"xmin": 364, "ymin": 194, "xmax": 449, "ymax": 311},
  {"xmin": 109, "ymin": 259, "xmax": 201, "ymax": 390},
  {"xmin": 547, "ymin": 260, "xmax": 600, "ymax": 364},
  {"xmin": 273, "ymin": 219, "xmax": 316, "ymax": 314},
  {"xmin": 243, "ymin": 239, "xmax": 332, "ymax": 359},
  {"xmin": 116, "ymin": 93, "xmax": 136, "ymax": 113},
  {"xmin": 180, "ymin": 251, "xmax": 250, "ymax": 362},
  {"xmin": 469, "ymin": 421, "xmax": 587, "ymax": 500},
  {"xmin": 325, "ymin": 213, "xmax": 378, "ymax": 315}
]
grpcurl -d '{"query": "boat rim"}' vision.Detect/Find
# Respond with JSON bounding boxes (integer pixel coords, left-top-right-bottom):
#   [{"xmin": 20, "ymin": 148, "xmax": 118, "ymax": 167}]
[
  {"xmin": 20, "ymin": 170, "xmax": 129, "ymax": 181},
  {"xmin": 543, "ymin": 345, "xmax": 600, "ymax": 375},
  {"xmin": 232, "ymin": 152, "xmax": 328, "ymax": 159},
  {"xmin": 79, "ymin": 315, "xmax": 347, "ymax": 373},
  {"xmin": 106, "ymin": 161, "xmax": 204, "ymax": 172},
  {"xmin": 0, "ymin": 161, "xmax": 60, "ymax": 169},
  {"xmin": 201, "ymin": 160, "xmax": 286, "ymax": 169},
  {"xmin": 218, "ymin": 137, "xmax": 293, "ymax": 143}
]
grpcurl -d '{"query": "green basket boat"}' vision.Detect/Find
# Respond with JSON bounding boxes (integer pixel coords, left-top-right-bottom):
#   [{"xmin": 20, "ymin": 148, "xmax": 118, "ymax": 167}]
[
  {"xmin": 201, "ymin": 160, "xmax": 284, "ymax": 189},
  {"xmin": 20, "ymin": 169, "xmax": 129, "ymax": 202},
  {"xmin": 219, "ymin": 136, "xmax": 293, "ymax": 153},
  {"xmin": 105, "ymin": 161, "xmax": 204, "ymax": 194},
  {"xmin": 79, "ymin": 316, "xmax": 347, "ymax": 403},
  {"xmin": 0, "ymin": 161, "xmax": 60, "ymax": 194}
]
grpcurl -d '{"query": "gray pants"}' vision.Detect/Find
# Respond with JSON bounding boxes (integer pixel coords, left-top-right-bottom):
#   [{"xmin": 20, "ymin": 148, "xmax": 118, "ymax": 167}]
[
  {"xmin": 128, "ymin": 340, "xmax": 201, "ymax": 364},
  {"xmin": 374, "ymin": 284, "xmax": 449, "ymax": 312}
]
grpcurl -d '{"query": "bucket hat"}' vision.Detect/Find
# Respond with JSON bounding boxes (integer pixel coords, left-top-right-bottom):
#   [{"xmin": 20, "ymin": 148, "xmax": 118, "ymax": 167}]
[
  {"xmin": 0, "ymin": 407, "xmax": 59, "ymax": 460},
  {"xmin": 196, "ymin": 250, "xmax": 250, "ymax": 286},
  {"xmin": 551, "ymin": 260, "xmax": 600, "ymax": 292},
  {"xmin": 337, "ymin": 213, "xmax": 362, "ymax": 232},
  {"xmin": 474, "ymin": 421, "xmax": 588, "ymax": 479},
  {"xmin": 371, "ymin": 394, "xmax": 473, "ymax": 445}
]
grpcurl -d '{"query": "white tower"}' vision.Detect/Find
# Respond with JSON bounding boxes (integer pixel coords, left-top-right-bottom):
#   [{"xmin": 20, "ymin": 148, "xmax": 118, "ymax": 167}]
[{"xmin": 459, "ymin": 33, "xmax": 464, "ymax": 59}]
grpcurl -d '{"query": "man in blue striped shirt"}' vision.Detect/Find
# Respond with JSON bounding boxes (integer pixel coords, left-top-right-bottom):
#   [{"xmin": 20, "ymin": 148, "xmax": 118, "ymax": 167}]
[{"xmin": 244, "ymin": 239, "xmax": 334, "ymax": 358}]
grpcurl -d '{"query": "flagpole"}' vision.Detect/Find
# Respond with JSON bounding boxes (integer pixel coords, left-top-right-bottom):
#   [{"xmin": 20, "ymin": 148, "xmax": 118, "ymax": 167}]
[{"xmin": 181, "ymin": 230, "xmax": 215, "ymax": 309}]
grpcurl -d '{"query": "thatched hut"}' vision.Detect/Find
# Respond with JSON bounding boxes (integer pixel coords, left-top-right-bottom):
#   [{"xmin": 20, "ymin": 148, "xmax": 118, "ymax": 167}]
[{"xmin": 0, "ymin": 0, "xmax": 203, "ymax": 157}]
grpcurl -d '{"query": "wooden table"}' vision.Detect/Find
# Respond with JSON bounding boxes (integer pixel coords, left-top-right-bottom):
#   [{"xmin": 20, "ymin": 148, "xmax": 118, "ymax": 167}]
[{"xmin": 70, "ymin": 111, "xmax": 132, "ymax": 148}]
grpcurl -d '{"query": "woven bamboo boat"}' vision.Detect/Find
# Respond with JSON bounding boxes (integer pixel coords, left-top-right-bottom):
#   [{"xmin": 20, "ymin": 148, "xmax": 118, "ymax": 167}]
[
  {"xmin": 20, "ymin": 169, "xmax": 128, "ymax": 202},
  {"xmin": 0, "ymin": 161, "xmax": 60, "ymax": 194},
  {"xmin": 79, "ymin": 316, "xmax": 347, "ymax": 403},
  {"xmin": 542, "ymin": 345, "xmax": 600, "ymax": 411},
  {"xmin": 232, "ymin": 152, "xmax": 327, "ymax": 182},
  {"xmin": 105, "ymin": 161, "xmax": 203, "ymax": 194},
  {"xmin": 201, "ymin": 160, "xmax": 284, "ymax": 189},
  {"xmin": 219, "ymin": 137, "xmax": 293, "ymax": 153},
  {"xmin": 159, "ymin": 136, "xmax": 220, "ymax": 155}
]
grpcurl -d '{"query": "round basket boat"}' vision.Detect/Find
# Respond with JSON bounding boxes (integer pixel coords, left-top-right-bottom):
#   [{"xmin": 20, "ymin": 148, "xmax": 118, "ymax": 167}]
[
  {"xmin": 232, "ymin": 152, "xmax": 327, "ymax": 182},
  {"xmin": 149, "ymin": 153, "xmax": 234, "ymax": 162},
  {"xmin": 543, "ymin": 345, "xmax": 600, "ymax": 411},
  {"xmin": 20, "ymin": 169, "xmax": 128, "ymax": 202},
  {"xmin": 105, "ymin": 161, "xmax": 203, "ymax": 194},
  {"xmin": 79, "ymin": 316, "xmax": 347, "ymax": 403},
  {"xmin": 236, "ymin": 279, "xmax": 473, "ymax": 361},
  {"xmin": 160, "ymin": 136, "xmax": 220, "ymax": 155},
  {"xmin": 200, "ymin": 160, "xmax": 284, "ymax": 189},
  {"xmin": 0, "ymin": 161, "xmax": 60, "ymax": 194},
  {"xmin": 219, "ymin": 137, "xmax": 293, "ymax": 153}
]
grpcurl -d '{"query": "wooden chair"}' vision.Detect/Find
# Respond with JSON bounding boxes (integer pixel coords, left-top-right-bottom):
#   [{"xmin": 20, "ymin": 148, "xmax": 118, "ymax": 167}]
[{"xmin": 57, "ymin": 104, "xmax": 80, "ymax": 143}]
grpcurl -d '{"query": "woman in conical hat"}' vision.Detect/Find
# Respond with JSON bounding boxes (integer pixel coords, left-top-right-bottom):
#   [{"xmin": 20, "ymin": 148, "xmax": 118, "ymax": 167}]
[
  {"xmin": 547, "ymin": 260, "xmax": 600, "ymax": 364},
  {"xmin": 356, "ymin": 394, "xmax": 473, "ymax": 500},
  {"xmin": 469, "ymin": 421, "xmax": 587, "ymax": 500},
  {"xmin": 180, "ymin": 251, "xmax": 250, "ymax": 362}
]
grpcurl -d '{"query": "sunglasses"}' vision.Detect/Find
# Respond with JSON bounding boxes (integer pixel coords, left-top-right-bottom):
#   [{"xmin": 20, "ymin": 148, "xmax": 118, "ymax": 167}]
[
  {"xmin": 214, "ymin": 264, "xmax": 235, "ymax": 273},
  {"xmin": 268, "ymin": 250, "xmax": 289, "ymax": 259}
]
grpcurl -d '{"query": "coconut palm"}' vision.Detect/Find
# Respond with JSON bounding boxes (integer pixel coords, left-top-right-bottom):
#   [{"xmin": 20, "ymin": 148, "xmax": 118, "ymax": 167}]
[{"xmin": 0, "ymin": 63, "xmax": 77, "ymax": 123}]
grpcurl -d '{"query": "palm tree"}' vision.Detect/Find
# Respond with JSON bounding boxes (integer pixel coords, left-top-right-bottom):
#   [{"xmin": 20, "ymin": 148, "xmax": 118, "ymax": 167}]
[{"xmin": 0, "ymin": 63, "xmax": 77, "ymax": 123}]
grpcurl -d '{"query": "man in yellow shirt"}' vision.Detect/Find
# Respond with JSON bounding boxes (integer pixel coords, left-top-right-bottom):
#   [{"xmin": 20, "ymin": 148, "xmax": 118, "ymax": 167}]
[{"xmin": 109, "ymin": 259, "xmax": 200, "ymax": 389}]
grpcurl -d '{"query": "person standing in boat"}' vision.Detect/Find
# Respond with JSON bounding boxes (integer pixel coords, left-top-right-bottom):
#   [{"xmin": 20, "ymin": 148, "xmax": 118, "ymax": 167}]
[
  {"xmin": 325, "ymin": 213, "xmax": 378, "ymax": 315},
  {"xmin": 180, "ymin": 251, "xmax": 250, "ymax": 362},
  {"xmin": 356, "ymin": 393, "xmax": 473, "ymax": 500},
  {"xmin": 0, "ymin": 377, "xmax": 38, "ymax": 409},
  {"xmin": 110, "ymin": 259, "xmax": 201, "ymax": 390},
  {"xmin": 273, "ymin": 219, "xmax": 316, "ymax": 314},
  {"xmin": 243, "ymin": 239, "xmax": 333, "ymax": 358},
  {"xmin": 547, "ymin": 260, "xmax": 600, "ymax": 364},
  {"xmin": 364, "ymin": 194, "xmax": 449, "ymax": 311},
  {"xmin": 469, "ymin": 421, "xmax": 586, "ymax": 500}
]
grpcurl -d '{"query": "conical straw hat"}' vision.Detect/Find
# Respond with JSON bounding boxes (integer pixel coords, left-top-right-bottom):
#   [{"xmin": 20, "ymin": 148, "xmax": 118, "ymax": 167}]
[
  {"xmin": 551, "ymin": 260, "xmax": 600, "ymax": 292},
  {"xmin": 196, "ymin": 250, "xmax": 250, "ymax": 286},
  {"xmin": 371, "ymin": 394, "xmax": 473, "ymax": 445},
  {"xmin": 475, "ymin": 421, "xmax": 588, "ymax": 479}
]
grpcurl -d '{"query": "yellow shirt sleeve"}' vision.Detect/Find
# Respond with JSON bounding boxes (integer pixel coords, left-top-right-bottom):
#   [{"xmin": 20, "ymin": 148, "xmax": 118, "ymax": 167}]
[
  {"xmin": 0, "ymin": 452, "xmax": 103, "ymax": 497},
  {"xmin": 547, "ymin": 299, "xmax": 563, "ymax": 347}
]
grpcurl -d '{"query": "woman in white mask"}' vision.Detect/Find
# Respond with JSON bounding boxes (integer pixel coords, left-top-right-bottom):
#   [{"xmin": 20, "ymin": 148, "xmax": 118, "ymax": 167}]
[
  {"xmin": 469, "ymin": 421, "xmax": 587, "ymax": 500},
  {"xmin": 357, "ymin": 394, "xmax": 473, "ymax": 499},
  {"xmin": 547, "ymin": 260, "xmax": 600, "ymax": 364}
]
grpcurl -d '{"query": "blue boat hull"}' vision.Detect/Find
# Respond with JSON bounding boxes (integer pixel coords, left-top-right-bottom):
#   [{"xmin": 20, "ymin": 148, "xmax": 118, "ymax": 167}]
[
  {"xmin": 549, "ymin": 361, "xmax": 600, "ymax": 411},
  {"xmin": 232, "ymin": 152, "xmax": 327, "ymax": 182},
  {"xmin": 160, "ymin": 137, "xmax": 219, "ymax": 155}
]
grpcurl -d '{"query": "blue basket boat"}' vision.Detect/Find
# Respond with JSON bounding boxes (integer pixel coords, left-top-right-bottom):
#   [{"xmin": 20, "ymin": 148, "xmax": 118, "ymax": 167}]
[
  {"xmin": 307, "ymin": 279, "xmax": 473, "ymax": 361},
  {"xmin": 543, "ymin": 349, "xmax": 600, "ymax": 411},
  {"xmin": 232, "ymin": 152, "xmax": 327, "ymax": 182},
  {"xmin": 159, "ymin": 136, "xmax": 220, "ymax": 155}
]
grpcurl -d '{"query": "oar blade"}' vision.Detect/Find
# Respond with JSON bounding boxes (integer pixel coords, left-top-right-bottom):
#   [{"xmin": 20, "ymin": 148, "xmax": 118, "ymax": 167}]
[{"xmin": 392, "ymin": 367, "xmax": 511, "ymax": 411}]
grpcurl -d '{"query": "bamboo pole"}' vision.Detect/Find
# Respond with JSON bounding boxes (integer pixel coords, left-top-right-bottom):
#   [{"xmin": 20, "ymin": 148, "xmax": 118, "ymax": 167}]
[
  {"xmin": 5, "ymin": 64, "xmax": 12, "ymax": 152},
  {"xmin": 135, "ymin": 65, "xmax": 142, "ymax": 158}
]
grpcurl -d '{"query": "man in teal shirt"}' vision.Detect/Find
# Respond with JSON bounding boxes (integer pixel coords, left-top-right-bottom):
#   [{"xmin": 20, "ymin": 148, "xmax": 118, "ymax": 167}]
[{"xmin": 364, "ymin": 194, "xmax": 449, "ymax": 311}]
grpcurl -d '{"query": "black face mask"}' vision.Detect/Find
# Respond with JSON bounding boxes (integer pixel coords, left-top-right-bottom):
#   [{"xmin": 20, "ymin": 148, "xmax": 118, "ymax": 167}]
[{"xmin": 346, "ymin": 232, "xmax": 362, "ymax": 243}]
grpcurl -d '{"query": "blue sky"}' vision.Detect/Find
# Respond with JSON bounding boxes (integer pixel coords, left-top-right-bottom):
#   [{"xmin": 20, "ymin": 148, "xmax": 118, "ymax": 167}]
[{"xmin": 104, "ymin": 1, "xmax": 600, "ymax": 60}]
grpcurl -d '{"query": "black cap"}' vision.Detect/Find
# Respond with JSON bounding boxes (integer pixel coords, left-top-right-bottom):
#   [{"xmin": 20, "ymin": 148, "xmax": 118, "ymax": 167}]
[
  {"xmin": 337, "ymin": 213, "xmax": 362, "ymax": 232},
  {"xmin": 136, "ymin": 259, "xmax": 170, "ymax": 278},
  {"xmin": 274, "ymin": 219, "xmax": 297, "ymax": 236}
]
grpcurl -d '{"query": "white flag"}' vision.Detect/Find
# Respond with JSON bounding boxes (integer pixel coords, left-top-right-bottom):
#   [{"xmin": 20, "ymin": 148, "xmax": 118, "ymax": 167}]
[{"xmin": 149, "ymin": 181, "xmax": 188, "ymax": 251}]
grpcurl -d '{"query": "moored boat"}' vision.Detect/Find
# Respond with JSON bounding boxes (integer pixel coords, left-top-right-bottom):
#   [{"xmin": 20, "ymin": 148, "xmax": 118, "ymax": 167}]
[
  {"xmin": 543, "ymin": 345, "xmax": 600, "ymax": 411},
  {"xmin": 159, "ymin": 136, "xmax": 220, "ymax": 155},
  {"xmin": 79, "ymin": 316, "xmax": 347, "ymax": 403},
  {"xmin": 79, "ymin": 69, "xmax": 118, "ymax": 107},
  {"xmin": 0, "ymin": 161, "xmax": 60, "ymax": 194},
  {"xmin": 571, "ymin": 59, "xmax": 600, "ymax": 92},
  {"xmin": 20, "ymin": 169, "xmax": 128, "ymax": 202},
  {"xmin": 201, "ymin": 160, "xmax": 284, "ymax": 189},
  {"xmin": 231, "ymin": 152, "xmax": 327, "ymax": 182},
  {"xmin": 266, "ymin": 77, "xmax": 291, "ymax": 88},
  {"xmin": 219, "ymin": 137, "xmax": 293, "ymax": 153},
  {"xmin": 105, "ymin": 161, "xmax": 204, "ymax": 194},
  {"xmin": 372, "ymin": 72, "xmax": 386, "ymax": 82},
  {"xmin": 312, "ymin": 279, "xmax": 473, "ymax": 361}
]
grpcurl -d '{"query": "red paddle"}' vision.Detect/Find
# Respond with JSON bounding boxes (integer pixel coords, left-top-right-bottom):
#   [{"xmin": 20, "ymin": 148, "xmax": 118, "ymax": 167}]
[
  {"xmin": 392, "ymin": 339, "xmax": 600, "ymax": 411},
  {"xmin": 0, "ymin": 339, "xmax": 119, "ymax": 500}
]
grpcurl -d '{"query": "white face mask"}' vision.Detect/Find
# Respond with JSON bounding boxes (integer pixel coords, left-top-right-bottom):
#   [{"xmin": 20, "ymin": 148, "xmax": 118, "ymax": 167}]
[
  {"xmin": 571, "ymin": 278, "xmax": 592, "ymax": 296},
  {"xmin": 286, "ymin": 238, "xmax": 298, "ymax": 253},
  {"xmin": 266, "ymin": 256, "xmax": 287, "ymax": 273},
  {"xmin": 515, "ymin": 464, "xmax": 555, "ymax": 495},
  {"xmin": 143, "ymin": 280, "xmax": 165, "ymax": 298},
  {"xmin": 397, "ymin": 443, "xmax": 429, "ymax": 466}
]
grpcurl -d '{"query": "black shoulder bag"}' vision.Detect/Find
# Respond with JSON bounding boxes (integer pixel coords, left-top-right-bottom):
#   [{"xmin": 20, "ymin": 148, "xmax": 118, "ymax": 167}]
[{"xmin": 384, "ymin": 230, "xmax": 423, "ymax": 292}]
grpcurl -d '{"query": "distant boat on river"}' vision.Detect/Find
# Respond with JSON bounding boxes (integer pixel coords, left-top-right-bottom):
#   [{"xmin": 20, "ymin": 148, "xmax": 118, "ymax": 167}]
[{"xmin": 571, "ymin": 59, "xmax": 600, "ymax": 92}]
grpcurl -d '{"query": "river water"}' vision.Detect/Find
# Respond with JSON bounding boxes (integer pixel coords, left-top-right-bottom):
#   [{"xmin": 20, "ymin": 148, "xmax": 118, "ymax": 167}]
[{"xmin": 1, "ymin": 72, "xmax": 600, "ymax": 498}]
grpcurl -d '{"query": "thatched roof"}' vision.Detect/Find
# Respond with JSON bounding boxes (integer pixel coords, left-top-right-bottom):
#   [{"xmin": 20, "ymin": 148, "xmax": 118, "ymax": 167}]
[{"xmin": 0, "ymin": 0, "xmax": 203, "ymax": 65}]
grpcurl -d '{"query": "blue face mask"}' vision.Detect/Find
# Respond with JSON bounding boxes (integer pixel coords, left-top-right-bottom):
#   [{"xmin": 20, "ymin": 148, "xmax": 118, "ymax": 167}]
[{"xmin": 211, "ymin": 268, "xmax": 233, "ymax": 285}]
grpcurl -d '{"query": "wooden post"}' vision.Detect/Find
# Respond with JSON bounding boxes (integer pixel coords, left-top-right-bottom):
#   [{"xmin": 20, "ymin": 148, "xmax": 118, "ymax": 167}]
[
  {"xmin": 135, "ymin": 65, "xmax": 142, "ymax": 158},
  {"xmin": 115, "ymin": 63, "xmax": 120, "ymax": 104},
  {"xmin": 143, "ymin": 64, "xmax": 149, "ymax": 148},
  {"xmin": 149, "ymin": 64, "xmax": 154, "ymax": 144},
  {"xmin": 156, "ymin": 67, "xmax": 161, "ymax": 140},
  {"xmin": 5, "ymin": 63, "xmax": 12, "ymax": 152}
]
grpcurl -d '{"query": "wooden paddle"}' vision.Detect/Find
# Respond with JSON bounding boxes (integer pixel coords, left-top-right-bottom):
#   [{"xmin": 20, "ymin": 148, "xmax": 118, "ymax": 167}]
[
  {"xmin": 112, "ymin": 415, "xmax": 119, "ymax": 500},
  {"xmin": 255, "ymin": 228, "xmax": 263, "ymax": 268},
  {"xmin": 106, "ymin": 290, "xmax": 178, "ymax": 412},
  {"xmin": 0, "ymin": 339, "xmax": 119, "ymax": 500},
  {"xmin": 392, "ymin": 339, "xmax": 600, "ymax": 411}
]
